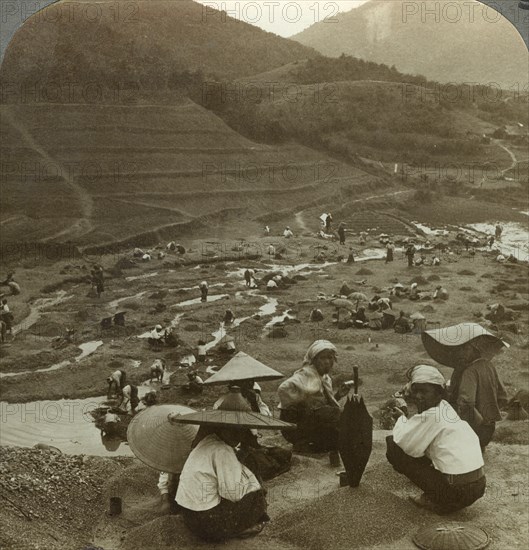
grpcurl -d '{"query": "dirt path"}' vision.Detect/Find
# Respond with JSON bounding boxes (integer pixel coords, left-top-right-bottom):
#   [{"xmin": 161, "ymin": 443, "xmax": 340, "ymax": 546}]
[
  {"xmin": 2, "ymin": 106, "xmax": 95, "ymax": 241},
  {"xmin": 295, "ymin": 211, "xmax": 309, "ymax": 232},
  {"xmin": 496, "ymin": 141, "xmax": 520, "ymax": 175}
]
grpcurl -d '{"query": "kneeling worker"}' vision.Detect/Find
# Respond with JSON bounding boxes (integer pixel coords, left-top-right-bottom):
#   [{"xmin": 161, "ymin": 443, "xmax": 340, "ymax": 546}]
[
  {"xmin": 172, "ymin": 388, "xmax": 294, "ymax": 542},
  {"xmin": 278, "ymin": 340, "xmax": 350, "ymax": 453},
  {"xmin": 386, "ymin": 364, "xmax": 485, "ymax": 514}
]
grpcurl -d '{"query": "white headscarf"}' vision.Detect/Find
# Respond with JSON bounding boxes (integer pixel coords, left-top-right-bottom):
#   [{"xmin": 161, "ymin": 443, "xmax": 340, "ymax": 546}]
[
  {"xmin": 407, "ymin": 364, "xmax": 446, "ymax": 387},
  {"xmin": 303, "ymin": 340, "xmax": 337, "ymax": 366}
]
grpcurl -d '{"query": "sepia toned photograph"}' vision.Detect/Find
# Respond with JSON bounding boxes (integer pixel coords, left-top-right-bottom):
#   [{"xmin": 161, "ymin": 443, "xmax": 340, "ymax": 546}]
[{"xmin": 0, "ymin": 1, "xmax": 528, "ymax": 548}]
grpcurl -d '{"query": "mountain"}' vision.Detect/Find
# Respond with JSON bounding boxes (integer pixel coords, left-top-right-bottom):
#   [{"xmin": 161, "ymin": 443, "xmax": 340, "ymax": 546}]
[
  {"xmin": 0, "ymin": 0, "xmax": 316, "ymax": 88},
  {"xmin": 293, "ymin": 0, "xmax": 528, "ymax": 89}
]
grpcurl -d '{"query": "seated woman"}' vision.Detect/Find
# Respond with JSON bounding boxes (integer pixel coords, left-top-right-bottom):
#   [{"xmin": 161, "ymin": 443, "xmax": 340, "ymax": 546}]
[
  {"xmin": 368, "ymin": 295, "xmax": 381, "ymax": 311},
  {"xmin": 310, "ymin": 308, "xmax": 324, "ymax": 322},
  {"xmin": 352, "ymin": 306, "xmax": 368, "ymax": 328},
  {"xmin": 214, "ymin": 380, "xmax": 292, "ymax": 481},
  {"xmin": 393, "ymin": 311, "xmax": 412, "ymax": 334},
  {"xmin": 433, "ymin": 286, "xmax": 449, "ymax": 301},
  {"xmin": 386, "ymin": 364, "xmax": 486, "ymax": 514},
  {"xmin": 278, "ymin": 340, "xmax": 350, "ymax": 453},
  {"xmin": 175, "ymin": 389, "xmax": 289, "ymax": 542},
  {"xmin": 182, "ymin": 372, "xmax": 204, "ymax": 394}
]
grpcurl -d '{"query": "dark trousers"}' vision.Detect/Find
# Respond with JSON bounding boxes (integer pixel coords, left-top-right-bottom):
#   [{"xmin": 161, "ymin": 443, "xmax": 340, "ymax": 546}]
[
  {"xmin": 407, "ymin": 256, "xmax": 414, "ymax": 267},
  {"xmin": 386, "ymin": 436, "xmax": 486, "ymax": 512},
  {"xmin": 182, "ymin": 489, "xmax": 267, "ymax": 542},
  {"xmin": 475, "ymin": 423, "xmax": 496, "ymax": 449},
  {"xmin": 280, "ymin": 406, "xmax": 340, "ymax": 452}
]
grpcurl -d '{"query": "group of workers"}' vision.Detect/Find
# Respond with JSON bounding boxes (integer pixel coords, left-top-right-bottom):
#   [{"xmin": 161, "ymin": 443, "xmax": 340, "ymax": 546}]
[{"xmin": 120, "ymin": 320, "xmax": 510, "ymax": 542}]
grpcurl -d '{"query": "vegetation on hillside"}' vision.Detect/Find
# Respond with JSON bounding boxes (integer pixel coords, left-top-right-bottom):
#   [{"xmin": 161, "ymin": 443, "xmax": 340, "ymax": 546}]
[
  {"xmin": 198, "ymin": 55, "xmax": 527, "ymax": 167},
  {"xmin": 0, "ymin": 0, "xmax": 315, "ymax": 94}
]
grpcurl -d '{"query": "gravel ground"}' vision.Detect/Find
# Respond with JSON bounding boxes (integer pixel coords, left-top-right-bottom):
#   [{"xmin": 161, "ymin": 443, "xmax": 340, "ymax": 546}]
[{"xmin": 0, "ymin": 447, "xmax": 132, "ymax": 549}]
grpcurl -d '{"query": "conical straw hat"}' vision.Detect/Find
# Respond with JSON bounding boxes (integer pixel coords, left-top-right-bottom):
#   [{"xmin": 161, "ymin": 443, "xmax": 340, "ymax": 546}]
[
  {"xmin": 422, "ymin": 323, "xmax": 509, "ymax": 368},
  {"xmin": 204, "ymin": 351, "xmax": 283, "ymax": 385},
  {"xmin": 170, "ymin": 388, "xmax": 295, "ymax": 430},
  {"xmin": 127, "ymin": 404, "xmax": 198, "ymax": 474},
  {"xmin": 413, "ymin": 524, "xmax": 490, "ymax": 550}
]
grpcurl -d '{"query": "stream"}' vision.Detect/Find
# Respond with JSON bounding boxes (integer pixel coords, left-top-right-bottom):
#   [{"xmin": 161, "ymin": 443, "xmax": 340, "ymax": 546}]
[
  {"xmin": 466, "ymin": 222, "xmax": 529, "ymax": 263},
  {"xmin": 11, "ymin": 291, "xmax": 72, "ymax": 336},
  {"xmin": 0, "ymin": 248, "xmax": 422, "ymax": 455},
  {"xmin": 0, "ymin": 341, "xmax": 104, "ymax": 379}
]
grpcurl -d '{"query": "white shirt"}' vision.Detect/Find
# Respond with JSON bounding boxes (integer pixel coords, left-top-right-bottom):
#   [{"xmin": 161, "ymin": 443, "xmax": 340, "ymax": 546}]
[
  {"xmin": 267, "ymin": 280, "xmax": 277, "ymax": 289},
  {"xmin": 1, "ymin": 304, "xmax": 9, "ymax": 313},
  {"xmin": 198, "ymin": 344, "xmax": 206, "ymax": 356},
  {"xmin": 121, "ymin": 385, "xmax": 132, "ymax": 400},
  {"xmin": 393, "ymin": 400, "xmax": 484, "ymax": 475},
  {"xmin": 278, "ymin": 363, "xmax": 338, "ymax": 409},
  {"xmin": 110, "ymin": 370, "xmax": 122, "ymax": 384},
  {"xmin": 158, "ymin": 472, "xmax": 174, "ymax": 495},
  {"xmin": 151, "ymin": 359, "xmax": 165, "ymax": 371},
  {"xmin": 176, "ymin": 434, "xmax": 261, "ymax": 511},
  {"xmin": 150, "ymin": 329, "xmax": 163, "ymax": 340}
]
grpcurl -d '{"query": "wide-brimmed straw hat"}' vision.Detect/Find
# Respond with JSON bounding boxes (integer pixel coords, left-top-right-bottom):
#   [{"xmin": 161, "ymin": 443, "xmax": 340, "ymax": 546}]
[
  {"xmin": 170, "ymin": 387, "xmax": 294, "ymax": 430},
  {"xmin": 127, "ymin": 404, "xmax": 198, "ymax": 474},
  {"xmin": 204, "ymin": 351, "xmax": 283, "ymax": 385},
  {"xmin": 422, "ymin": 322, "xmax": 509, "ymax": 368}
]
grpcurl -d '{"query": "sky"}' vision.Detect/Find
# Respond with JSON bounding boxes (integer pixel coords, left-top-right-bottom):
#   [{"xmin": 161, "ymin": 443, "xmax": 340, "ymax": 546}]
[{"xmin": 195, "ymin": 0, "xmax": 368, "ymax": 37}]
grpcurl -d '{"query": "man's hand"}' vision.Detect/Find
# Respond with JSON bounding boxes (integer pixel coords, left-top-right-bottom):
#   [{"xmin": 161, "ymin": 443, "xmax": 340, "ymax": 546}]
[
  {"xmin": 335, "ymin": 383, "xmax": 351, "ymax": 401},
  {"xmin": 391, "ymin": 407, "xmax": 406, "ymax": 420}
]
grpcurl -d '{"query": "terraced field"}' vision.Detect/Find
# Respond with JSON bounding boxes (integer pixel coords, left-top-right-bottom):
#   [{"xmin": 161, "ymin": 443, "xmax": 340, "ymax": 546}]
[{"xmin": 0, "ymin": 100, "xmax": 384, "ymax": 247}]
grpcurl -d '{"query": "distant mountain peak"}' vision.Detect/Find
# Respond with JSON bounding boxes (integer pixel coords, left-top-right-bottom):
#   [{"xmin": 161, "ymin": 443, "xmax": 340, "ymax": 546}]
[{"xmin": 293, "ymin": 0, "xmax": 527, "ymax": 89}]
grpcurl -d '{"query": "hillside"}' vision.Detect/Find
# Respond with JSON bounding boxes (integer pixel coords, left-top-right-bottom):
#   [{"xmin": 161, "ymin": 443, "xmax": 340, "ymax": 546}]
[
  {"xmin": 207, "ymin": 57, "xmax": 528, "ymax": 167},
  {"xmin": 0, "ymin": 98, "xmax": 381, "ymax": 246},
  {"xmin": 0, "ymin": 0, "xmax": 316, "ymax": 88},
  {"xmin": 293, "ymin": 0, "xmax": 528, "ymax": 89}
]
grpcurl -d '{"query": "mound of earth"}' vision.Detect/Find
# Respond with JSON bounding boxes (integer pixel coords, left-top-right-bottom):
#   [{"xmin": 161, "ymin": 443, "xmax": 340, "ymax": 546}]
[{"xmin": 0, "ymin": 447, "xmax": 132, "ymax": 550}]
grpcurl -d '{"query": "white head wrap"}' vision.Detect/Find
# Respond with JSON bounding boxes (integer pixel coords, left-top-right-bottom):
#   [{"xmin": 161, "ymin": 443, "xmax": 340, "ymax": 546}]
[
  {"xmin": 407, "ymin": 364, "xmax": 445, "ymax": 387},
  {"xmin": 303, "ymin": 340, "xmax": 337, "ymax": 366}
]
